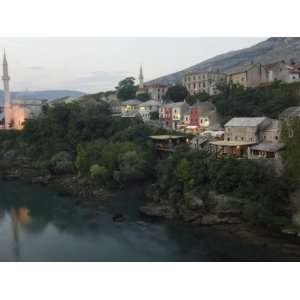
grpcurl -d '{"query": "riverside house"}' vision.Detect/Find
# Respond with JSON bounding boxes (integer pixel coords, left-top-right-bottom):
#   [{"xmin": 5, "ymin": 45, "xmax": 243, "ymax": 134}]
[
  {"xmin": 160, "ymin": 101, "xmax": 189, "ymax": 130},
  {"xmin": 120, "ymin": 99, "xmax": 142, "ymax": 117},
  {"xmin": 138, "ymin": 100, "xmax": 161, "ymax": 122},
  {"xmin": 209, "ymin": 117, "xmax": 284, "ymax": 159},
  {"xmin": 179, "ymin": 101, "xmax": 219, "ymax": 134}
]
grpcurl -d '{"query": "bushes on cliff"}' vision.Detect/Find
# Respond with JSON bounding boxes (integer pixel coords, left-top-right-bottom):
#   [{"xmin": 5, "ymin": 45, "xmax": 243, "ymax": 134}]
[
  {"xmin": 155, "ymin": 145, "xmax": 291, "ymax": 225},
  {"xmin": 76, "ymin": 140, "xmax": 152, "ymax": 187},
  {"xmin": 49, "ymin": 151, "xmax": 75, "ymax": 175}
]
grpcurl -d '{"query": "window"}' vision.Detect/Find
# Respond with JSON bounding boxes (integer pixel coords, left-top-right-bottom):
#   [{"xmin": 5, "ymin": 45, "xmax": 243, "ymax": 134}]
[
  {"xmin": 288, "ymin": 128, "xmax": 294, "ymax": 138},
  {"xmin": 227, "ymin": 138, "xmax": 230, "ymax": 141},
  {"xmin": 275, "ymin": 136, "xmax": 279, "ymax": 140},
  {"xmin": 235, "ymin": 136, "xmax": 238, "ymax": 140},
  {"xmin": 241, "ymin": 137, "xmax": 244, "ymax": 141}
]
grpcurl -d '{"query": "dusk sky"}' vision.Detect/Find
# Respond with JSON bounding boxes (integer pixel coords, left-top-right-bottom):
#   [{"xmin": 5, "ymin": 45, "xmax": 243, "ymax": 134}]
[{"xmin": 0, "ymin": 38, "xmax": 266, "ymax": 93}]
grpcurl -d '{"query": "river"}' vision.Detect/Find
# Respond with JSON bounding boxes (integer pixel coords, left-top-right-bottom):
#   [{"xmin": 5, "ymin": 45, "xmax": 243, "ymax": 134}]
[{"xmin": 0, "ymin": 180, "xmax": 299, "ymax": 261}]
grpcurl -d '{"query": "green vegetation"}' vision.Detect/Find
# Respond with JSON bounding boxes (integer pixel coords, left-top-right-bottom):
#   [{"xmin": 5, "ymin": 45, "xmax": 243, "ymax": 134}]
[
  {"xmin": 165, "ymin": 84, "xmax": 189, "ymax": 102},
  {"xmin": 136, "ymin": 92, "xmax": 150, "ymax": 102},
  {"xmin": 153, "ymin": 145, "xmax": 291, "ymax": 226},
  {"xmin": 213, "ymin": 81, "xmax": 300, "ymax": 122},
  {"xmin": 0, "ymin": 100, "xmax": 162, "ymax": 188},
  {"xmin": 116, "ymin": 77, "xmax": 138, "ymax": 101},
  {"xmin": 282, "ymin": 117, "xmax": 300, "ymax": 186},
  {"xmin": 186, "ymin": 91, "xmax": 210, "ymax": 105}
]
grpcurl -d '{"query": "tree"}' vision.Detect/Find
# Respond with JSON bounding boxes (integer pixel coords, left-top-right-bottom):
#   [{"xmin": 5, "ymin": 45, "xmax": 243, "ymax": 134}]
[
  {"xmin": 186, "ymin": 91, "xmax": 210, "ymax": 105},
  {"xmin": 116, "ymin": 77, "xmax": 137, "ymax": 101},
  {"xmin": 136, "ymin": 92, "xmax": 150, "ymax": 102},
  {"xmin": 164, "ymin": 84, "xmax": 189, "ymax": 102}
]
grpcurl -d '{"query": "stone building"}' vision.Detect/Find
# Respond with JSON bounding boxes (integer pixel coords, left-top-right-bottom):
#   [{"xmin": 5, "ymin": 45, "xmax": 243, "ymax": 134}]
[
  {"xmin": 264, "ymin": 61, "xmax": 300, "ymax": 83},
  {"xmin": 209, "ymin": 117, "xmax": 284, "ymax": 159},
  {"xmin": 182, "ymin": 71, "xmax": 227, "ymax": 95},
  {"xmin": 228, "ymin": 63, "xmax": 268, "ymax": 88}
]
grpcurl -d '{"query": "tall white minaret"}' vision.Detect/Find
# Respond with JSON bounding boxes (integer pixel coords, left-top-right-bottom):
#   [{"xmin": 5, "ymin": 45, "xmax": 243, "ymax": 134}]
[
  {"xmin": 139, "ymin": 64, "xmax": 144, "ymax": 89},
  {"xmin": 2, "ymin": 50, "xmax": 11, "ymax": 129}
]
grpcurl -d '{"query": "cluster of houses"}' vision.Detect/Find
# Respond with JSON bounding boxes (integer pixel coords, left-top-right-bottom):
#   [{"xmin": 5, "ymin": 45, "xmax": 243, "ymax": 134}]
[
  {"xmin": 149, "ymin": 106, "xmax": 300, "ymax": 165},
  {"xmin": 134, "ymin": 60, "xmax": 300, "ymax": 102}
]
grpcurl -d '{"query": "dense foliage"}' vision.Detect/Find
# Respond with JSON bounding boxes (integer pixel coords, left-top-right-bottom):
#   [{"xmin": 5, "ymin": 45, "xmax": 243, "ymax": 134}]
[
  {"xmin": 165, "ymin": 84, "xmax": 189, "ymax": 102},
  {"xmin": 116, "ymin": 77, "xmax": 138, "ymax": 101},
  {"xmin": 213, "ymin": 81, "xmax": 300, "ymax": 123},
  {"xmin": 153, "ymin": 145, "xmax": 291, "ymax": 226},
  {"xmin": 282, "ymin": 118, "xmax": 300, "ymax": 186},
  {"xmin": 136, "ymin": 92, "xmax": 150, "ymax": 102},
  {"xmin": 0, "ymin": 100, "xmax": 162, "ymax": 187},
  {"xmin": 186, "ymin": 91, "xmax": 210, "ymax": 105}
]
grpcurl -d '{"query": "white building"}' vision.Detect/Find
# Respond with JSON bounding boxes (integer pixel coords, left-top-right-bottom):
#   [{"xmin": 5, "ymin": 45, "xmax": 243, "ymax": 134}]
[{"xmin": 138, "ymin": 100, "xmax": 161, "ymax": 122}]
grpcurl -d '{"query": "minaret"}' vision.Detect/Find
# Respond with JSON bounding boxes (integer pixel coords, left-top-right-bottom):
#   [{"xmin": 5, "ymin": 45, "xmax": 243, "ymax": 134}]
[
  {"xmin": 139, "ymin": 64, "xmax": 144, "ymax": 89},
  {"xmin": 2, "ymin": 50, "xmax": 11, "ymax": 128}
]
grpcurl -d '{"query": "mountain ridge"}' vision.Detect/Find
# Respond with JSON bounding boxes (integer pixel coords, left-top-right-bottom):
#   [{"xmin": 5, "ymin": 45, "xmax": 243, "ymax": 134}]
[{"xmin": 147, "ymin": 37, "xmax": 300, "ymax": 85}]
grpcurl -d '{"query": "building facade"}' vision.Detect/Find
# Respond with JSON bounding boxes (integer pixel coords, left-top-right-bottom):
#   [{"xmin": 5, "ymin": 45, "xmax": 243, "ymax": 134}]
[
  {"xmin": 183, "ymin": 71, "xmax": 227, "ymax": 96},
  {"xmin": 229, "ymin": 64, "xmax": 268, "ymax": 88},
  {"xmin": 138, "ymin": 100, "xmax": 161, "ymax": 122},
  {"xmin": 147, "ymin": 84, "xmax": 170, "ymax": 103}
]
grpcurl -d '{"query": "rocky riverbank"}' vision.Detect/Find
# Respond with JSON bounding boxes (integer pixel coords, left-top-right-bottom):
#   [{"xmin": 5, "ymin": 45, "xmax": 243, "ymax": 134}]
[
  {"xmin": 0, "ymin": 161, "xmax": 111, "ymax": 201},
  {"xmin": 140, "ymin": 189, "xmax": 242, "ymax": 225}
]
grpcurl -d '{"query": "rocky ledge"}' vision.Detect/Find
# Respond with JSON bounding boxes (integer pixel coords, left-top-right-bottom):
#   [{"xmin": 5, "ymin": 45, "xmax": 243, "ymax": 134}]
[{"xmin": 140, "ymin": 190, "xmax": 242, "ymax": 225}]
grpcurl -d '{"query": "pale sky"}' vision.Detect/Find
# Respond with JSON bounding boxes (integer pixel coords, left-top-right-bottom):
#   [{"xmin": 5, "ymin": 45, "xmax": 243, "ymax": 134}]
[{"xmin": 0, "ymin": 38, "xmax": 266, "ymax": 93}]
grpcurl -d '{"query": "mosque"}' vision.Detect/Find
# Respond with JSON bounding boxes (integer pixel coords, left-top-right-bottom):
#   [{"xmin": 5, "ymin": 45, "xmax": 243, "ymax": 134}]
[{"xmin": 0, "ymin": 51, "xmax": 45, "ymax": 130}]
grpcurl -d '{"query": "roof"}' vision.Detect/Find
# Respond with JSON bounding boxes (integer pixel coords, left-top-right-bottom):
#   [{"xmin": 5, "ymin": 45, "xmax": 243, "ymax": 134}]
[
  {"xmin": 250, "ymin": 142, "xmax": 285, "ymax": 153},
  {"xmin": 184, "ymin": 70, "xmax": 227, "ymax": 77},
  {"xmin": 229, "ymin": 63, "xmax": 264, "ymax": 76},
  {"xmin": 139, "ymin": 100, "xmax": 161, "ymax": 107},
  {"xmin": 146, "ymin": 83, "xmax": 170, "ymax": 88},
  {"xmin": 163, "ymin": 101, "xmax": 187, "ymax": 108},
  {"xmin": 191, "ymin": 135, "xmax": 209, "ymax": 145},
  {"xmin": 149, "ymin": 135, "xmax": 185, "ymax": 140},
  {"xmin": 121, "ymin": 99, "xmax": 142, "ymax": 106},
  {"xmin": 210, "ymin": 140, "xmax": 256, "ymax": 147},
  {"xmin": 225, "ymin": 117, "xmax": 267, "ymax": 127},
  {"xmin": 264, "ymin": 119, "xmax": 280, "ymax": 131},
  {"xmin": 279, "ymin": 106, "xmax": 300, "ymax": 118}
]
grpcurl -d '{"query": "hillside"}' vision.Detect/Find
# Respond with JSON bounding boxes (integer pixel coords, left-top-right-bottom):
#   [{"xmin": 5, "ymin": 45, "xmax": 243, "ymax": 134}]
[{"xmin": 147, "ymin": 37, "xmax": 300, "ymax": 85}]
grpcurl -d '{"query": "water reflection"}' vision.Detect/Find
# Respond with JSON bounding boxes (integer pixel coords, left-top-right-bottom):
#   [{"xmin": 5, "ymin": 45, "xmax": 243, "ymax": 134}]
[{"xmin": 0, "ymin": 181, "xmax": 298, "ymax": 261}]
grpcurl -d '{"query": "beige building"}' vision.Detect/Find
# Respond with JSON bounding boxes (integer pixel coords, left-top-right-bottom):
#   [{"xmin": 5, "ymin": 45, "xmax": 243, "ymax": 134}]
[
  {"xmin": 265, "ymin": 61, "xmax": 300, "ymax": 83},
  {"xmin": 229, "ymin": 64, "xmax": 268, "ymax": 88},
  {"xmin": 147, "ymin": 84, "xmax": 170, "ymax": 103},
  {"xmin": 209, "ymin": 117, "xmax": 283, "ymax": 158},
  {"xmin": 183, "ymin": 71, "xmax": 227, "ymax": 96}
]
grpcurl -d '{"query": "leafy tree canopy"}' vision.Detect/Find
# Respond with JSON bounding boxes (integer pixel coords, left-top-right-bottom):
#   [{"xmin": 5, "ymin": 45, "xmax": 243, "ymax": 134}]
[
  {"xmin": 165, "ymin": 84, "xmax": 189, "ymax": 102},
  {"xmin": 116, "ymin": 77, "xmax": 137, "ymax": 101}
]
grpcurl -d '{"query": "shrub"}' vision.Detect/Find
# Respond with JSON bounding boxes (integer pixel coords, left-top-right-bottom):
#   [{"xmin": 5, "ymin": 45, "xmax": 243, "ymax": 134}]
[{"xmin": 50, "ymin": 151, "xmax": 74, "ymax": 174}]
